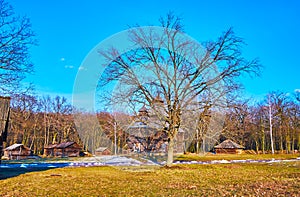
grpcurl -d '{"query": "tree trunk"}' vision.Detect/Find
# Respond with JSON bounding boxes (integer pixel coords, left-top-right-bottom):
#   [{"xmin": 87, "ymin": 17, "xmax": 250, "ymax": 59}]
[
  {"xmin": 286, "ymin": 133, "xmax": 290, "ymax": 153},
  {"xmin": 0, "ymin": 137, "xmax": 3, "ymax": 164},
  {"xmin": 255, "ymin": 140, "xmax": 259, "ymax": 153},
  {"xmin": 52, "ymin": 132, "xmax": 58, "ymax": 144},
  {"xmin": 196, "ymin": 129, "xmax": 199, "ymax": 154},
  {"xmin": 261, "ymin": 121, "xmax": 265, "ymax": 154},
  {"xmin": 262, "ymin": 133, "xmax": 265, "ymax": 154},
  {"xmin": 280, "ymin": 133, "xmax": 284, "ymax": 153},
  {"xmin": 298, "ymin": 131, "xmax": 300, "ymax": 151},
  {"xmin": 167, "ymin": 137, "xmax": 174, "ymax": 167},
  {"xmin": 202, "ymin": 138, "xmax": 206, "ymax": 154},
  {"xmin": 30, "ymin": 122, "xmax": 37, "ymax": 151},
  {"xmin": 291, "ymin": 128, "xmax": 295, "ymax": 153}
]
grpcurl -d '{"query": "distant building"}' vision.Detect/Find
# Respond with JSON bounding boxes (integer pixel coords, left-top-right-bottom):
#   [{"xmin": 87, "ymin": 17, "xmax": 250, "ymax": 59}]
[
  {"xmin": 44, "ymin": 142, "xmax": 82, "ymax": 157},
  {"xmin": 126, "ymin": 95, "xmax": 185, "ymax": 154},
  {"xmin": 95, "ymin": 147, "xmax": 111, "ymax": 156},
  {"xmin": 4, "ymin": 144, "xmax": 32, "ymax": 160},
  {"xmin": 214, "ymin": 139, "xmax": 244, "ymax": 154},
  {"xmin": 43, "ymin": 144, "xmax": 57, "ymax": 157}
]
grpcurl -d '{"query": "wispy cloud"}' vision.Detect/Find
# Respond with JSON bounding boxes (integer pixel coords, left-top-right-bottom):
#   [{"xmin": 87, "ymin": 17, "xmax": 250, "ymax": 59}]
[
  {"xmin": 295, "ymin": 89, "xmax": 300, "ymax": 93},
  {"xmin": 60, "ymin": 57, "xmax": 65, "ymax": 62},
  {"xmin": 65, "ymin": 65, "xmax": 74, "ymax": 69},
  {"xmin": 78, "ymin": 66, "xmax": 86, "ymax": 71}
]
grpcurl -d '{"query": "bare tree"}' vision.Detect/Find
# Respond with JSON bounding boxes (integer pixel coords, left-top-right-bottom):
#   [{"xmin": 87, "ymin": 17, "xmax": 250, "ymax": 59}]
[
  {"xmin": 268, "ymin": 92, "xmax": 295, "ymax": 153},
  {"xmin": 222, "ymin": 101, "xmax": 251, "ymax": 145},
  {"xmin": 99, "ymin": 13, "xmax": 260, "ymax": 166},
  {"xmin": 0, "ymin": 0, "xmax": 36, "ymax": 94},
  {"xmin": 10, "ymin": 93, "xmax": 38, "ymax": 146},
  {"xmin": 7, "ymin": 94, "xmax": 83, "ymax": 155},
  {"xmin": 74, "ymin": 111, "xmax": 111, "ymax": 153}
]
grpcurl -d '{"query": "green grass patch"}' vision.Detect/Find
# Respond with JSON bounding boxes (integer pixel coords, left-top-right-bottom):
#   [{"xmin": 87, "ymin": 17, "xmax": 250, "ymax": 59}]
[{"xmin": 0, "ymin": 161, "xmax": 299, "ymax": 196}]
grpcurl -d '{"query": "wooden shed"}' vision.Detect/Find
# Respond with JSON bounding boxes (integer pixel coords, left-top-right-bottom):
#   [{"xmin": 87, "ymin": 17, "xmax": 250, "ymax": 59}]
[
  {"xmin": 43, "ymin": 144, "xmax": 58, "ymax": 157},
  {"xmin": 4, "ymin": 144, "xmax": 32, "ymax": 160},
  {"xmin": 214, "ymin": 139, "xmax": 244, "ymax": 154},
  {"xmin": 95, "ymin": 147, "xmax": 111, "ymax": 156},
  {"xmin": 44, "ymin": 142, "xmax": 82, "ymax": 157}
]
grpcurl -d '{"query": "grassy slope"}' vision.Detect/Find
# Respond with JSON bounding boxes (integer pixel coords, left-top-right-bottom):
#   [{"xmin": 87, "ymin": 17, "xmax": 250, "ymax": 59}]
[{"xmin": 0, "ymin": 161, "xmax": 299, "ymax": 196}]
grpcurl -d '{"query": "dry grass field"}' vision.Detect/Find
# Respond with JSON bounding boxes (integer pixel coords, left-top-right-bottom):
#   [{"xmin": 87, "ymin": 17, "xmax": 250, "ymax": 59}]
[{"xmin": 0, "ymin": 158, "xmax": 299, "ymax": 196}]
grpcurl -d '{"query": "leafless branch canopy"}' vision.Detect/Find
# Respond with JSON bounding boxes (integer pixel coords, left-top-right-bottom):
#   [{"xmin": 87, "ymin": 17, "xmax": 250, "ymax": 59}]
[
  {"xmin": 98, "ymin": 13, "xmax": 261, "ymax": 164},
  {"xmin": 0, "ymin": 0, "xmax": 36, "ymax": 95},
  {"xmin": 99, "ymin": 14, "xmax": 260, "ymax": 115}
]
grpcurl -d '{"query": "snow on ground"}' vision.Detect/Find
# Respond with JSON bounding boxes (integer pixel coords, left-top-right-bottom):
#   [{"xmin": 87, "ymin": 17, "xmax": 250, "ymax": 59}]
[
  {"xmin": 1, "ymin": 156, "xmax": 299, "ymax": 169},
  {"xmin": 69, "ymin": 156, "xmax": 158, "ymax": 167}
]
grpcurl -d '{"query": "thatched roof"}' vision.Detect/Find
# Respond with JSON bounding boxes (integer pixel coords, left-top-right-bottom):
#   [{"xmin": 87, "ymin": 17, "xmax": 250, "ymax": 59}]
[
  {"xmin": 5, "ymin": 144, "xmax": 30, "ymax": 151},
  {"xmin": 56, "ymin": 142, "xmax": 76, "ymax": 149},
  {"xmin": 95, "ymin": 147, "xmax": 110, "ymax": 152},
  {"xmin": 44, "ymin": 142, "xmax": 81, "ymax": 149},
  {"xmin": 44, "ymin": 144, "xmax": 58, "ymax": 149},
  {"xmin": 214, "ymin": 139, "xmax": 244, "ymax": 149}
]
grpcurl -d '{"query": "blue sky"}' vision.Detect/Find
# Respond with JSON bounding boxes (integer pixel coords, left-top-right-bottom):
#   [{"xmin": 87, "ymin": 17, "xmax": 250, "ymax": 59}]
[{"xmin": 9, "ymin": 0, "xmax": 300, "ymax": 103}]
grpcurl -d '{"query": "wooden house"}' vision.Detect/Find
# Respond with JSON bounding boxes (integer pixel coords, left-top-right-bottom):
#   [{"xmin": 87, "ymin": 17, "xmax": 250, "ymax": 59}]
[
  {"xmin": 95, "ymin": 147, "xmax": 111, "ymax": 156},
  {"xmin": 4, "ymin": 144, "xmax": 32, "ymax": 160},
  {"xmin": 44, "ymin": 142, "xmax": 82, "ymax": 157},
  {"xmin": 43, "ymin": 143, "xmax": 58, "ymax": 157},
  {"xmin": 126, "ymin": 103, "xmax": 185, "ymax": 154},
  {"xmin": 214, "ymin": 139, "xmax": 244, "ymax": 154}
]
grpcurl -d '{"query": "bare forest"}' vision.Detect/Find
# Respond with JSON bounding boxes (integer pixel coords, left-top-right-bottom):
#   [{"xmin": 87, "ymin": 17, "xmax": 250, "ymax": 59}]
[{"xmin": 5, "ymin": 91, "xmax": 300, "ymax": 155}]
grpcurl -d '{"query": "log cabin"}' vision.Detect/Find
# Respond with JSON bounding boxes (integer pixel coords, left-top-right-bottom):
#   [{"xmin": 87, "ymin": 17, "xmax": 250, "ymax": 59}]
[
  {"xmin": 4, "ymin": 144, "xmax": 32, "ymax": 160},
  {"xmin": 95, "ymin": 147, "xmax": 111, "ymax": 156},
  {"xmin": 214, "ymin": 139, "xmax": 245, "ymax": 154},
  {"xmin": 44, "ymin": 141, "xmax": 82, "ymax": 157}
]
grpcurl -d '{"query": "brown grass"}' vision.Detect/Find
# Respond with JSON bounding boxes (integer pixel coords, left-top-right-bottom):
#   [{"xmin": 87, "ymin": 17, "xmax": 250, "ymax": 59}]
[
  {"xmin": 175, "ymin": 153, "xmax": 299, "ymax": 162},
  {"xmin": 0, "ymin": 161, "xmax": 299, "ymax": 196}
]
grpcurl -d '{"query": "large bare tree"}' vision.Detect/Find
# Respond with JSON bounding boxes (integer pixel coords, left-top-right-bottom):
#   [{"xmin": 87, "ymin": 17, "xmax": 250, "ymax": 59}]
[
  {"xmin": 0, "ymin": 0, "xmax": 35, "ymax": 94},
  {"xmin": 99, "ymin": 14, "xmax": 260, "ymax": 166}
]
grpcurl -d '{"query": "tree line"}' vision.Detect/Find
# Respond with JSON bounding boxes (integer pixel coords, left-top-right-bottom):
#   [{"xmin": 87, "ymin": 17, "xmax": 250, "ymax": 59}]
[
  {"xmin": 5, "ymin": 91, "xmax": 299, "ymax": 155},
  {"xmin": 5, "ymin": 94, "xmax": 129, "ymax": 155},
  {"xmin": 6, "ymin": 94, "xmax": 79, "ymax": 154},
  {"xmin": 221, "ymin": 91, "xmax": 300, "ymax": 154}
]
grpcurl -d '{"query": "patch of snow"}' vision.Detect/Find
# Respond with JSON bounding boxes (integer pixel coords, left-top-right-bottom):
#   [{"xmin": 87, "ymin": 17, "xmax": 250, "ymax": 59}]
[
  {"xmin": 231, "ymin": 160, "xmax": 246, "ymax": 163},
  {"xmin": 0, "ymin": 165, "xmax": 9, "ymax": 168},
  {"xmin": 2, "ymin": 156, "xmax": 299, "ymax": 169},
  {"xmin": 210, "ymin": 160, "xmax": 229, "ymax": 164},
  {"xmin": 219, "ymin": 159, "xmax": 230, "ymax": 164},
  {"xmin": 20, "ymin": 164, "xmax": 28, "ymax": 168},
  {"xmin": 68, "ymin": 156, "xmax": 156, "ymax": 167}
]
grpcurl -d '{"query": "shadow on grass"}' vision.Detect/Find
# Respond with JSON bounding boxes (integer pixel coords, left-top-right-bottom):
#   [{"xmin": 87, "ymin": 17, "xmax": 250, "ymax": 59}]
[
  {"xmin": 0, "ymin": 161, "xmax": 69, "ymax": 180},
  {"xmin": 0, "ymin": 167, "xmax": 51, "ymax": 180}
]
